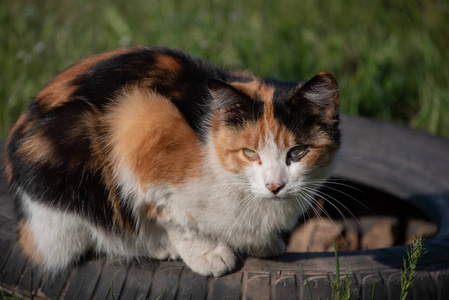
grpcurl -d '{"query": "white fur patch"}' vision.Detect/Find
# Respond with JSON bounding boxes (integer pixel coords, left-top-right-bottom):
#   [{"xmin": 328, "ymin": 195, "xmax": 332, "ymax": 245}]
[{"xmin": 20, "ymin": 191, "xmax": 91, "ymax": 272}]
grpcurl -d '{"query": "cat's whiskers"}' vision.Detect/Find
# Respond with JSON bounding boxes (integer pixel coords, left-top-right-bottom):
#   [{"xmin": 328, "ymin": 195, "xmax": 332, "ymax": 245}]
[
  {"xmin": 295, "ymin": 190, "xmax": 337, "ymax": 251},
  {"xmin": 294, "ymin": 193, "xmax": 313, "ymax": 221},
  {"xmin": 291, "ymin": 179, "xmax": 364, "ymax": 225},
  {"xmin": 306, "ymin": 180, "xmax": 373, "ymax": 215},
  {"xmin": 299, "ymin": 189, "xmax": 362, "ymax": 253},
  {"xmin": 306, "ymin": 179, "xmax": 363, "ymax": 197},
  {"xmin": 301, "ymin": 186, "xmax": 357, "ymax": 230},
  {"xmin": 303, "ymin": 182, "xmax": 367, "ymax": 229},
  {"xmin": 301, "ymin": 189, "xmax": 353, "ymax": 250},
  {"xmin": 298, "ymin": 189, "xmax": 333, "ymax": 225},
  {"xmin": 308, "ymin": 178, "xmax": 362, "ymax": 191}
]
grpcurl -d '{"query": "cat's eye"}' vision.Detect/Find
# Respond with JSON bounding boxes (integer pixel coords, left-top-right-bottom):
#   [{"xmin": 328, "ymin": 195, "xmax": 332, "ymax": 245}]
[
  {"xmin": 287, "ymin": 145, "xmax": 308, "ymax": 163},
  {"xmin": 243, "ymin": 148, "xmax": 259, "ymax": 160}
]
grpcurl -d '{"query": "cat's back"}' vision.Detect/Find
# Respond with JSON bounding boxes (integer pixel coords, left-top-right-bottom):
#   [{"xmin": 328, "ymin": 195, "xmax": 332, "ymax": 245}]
[{"xmin": 21, "ymin": 46, "xmax": 223, "ymax": 122}]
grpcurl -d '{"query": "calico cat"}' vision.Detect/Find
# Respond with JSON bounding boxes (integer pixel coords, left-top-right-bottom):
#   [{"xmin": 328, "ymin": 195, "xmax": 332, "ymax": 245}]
[{"xmin": 4, "ymin": 46, "xmax": 340, "ymax": 277}]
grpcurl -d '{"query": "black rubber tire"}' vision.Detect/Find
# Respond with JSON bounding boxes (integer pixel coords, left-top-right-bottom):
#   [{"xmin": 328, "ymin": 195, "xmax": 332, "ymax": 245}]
[{"xmin": 1, "ymin": 114, "xmax": 449, "ymax": 299}]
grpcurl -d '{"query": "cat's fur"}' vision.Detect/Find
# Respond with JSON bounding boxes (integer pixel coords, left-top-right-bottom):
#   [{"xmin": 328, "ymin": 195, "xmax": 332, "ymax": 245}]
[{"xmin": 4, "ymin": 46, "xmax": 340, "ymax": 277}]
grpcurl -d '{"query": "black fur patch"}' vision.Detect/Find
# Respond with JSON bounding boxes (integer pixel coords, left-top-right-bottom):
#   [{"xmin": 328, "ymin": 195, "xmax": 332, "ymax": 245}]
[
  {"xmin": 69, "ymin": 49, "xmax": 157, "ymax": 110},
  {"xmin": 208, "ymin": 79, "xmax": 265, "ymax": 127},
  {"xmin": 272, "ymin": 81, "xmax": 340, "ymax": 144}
]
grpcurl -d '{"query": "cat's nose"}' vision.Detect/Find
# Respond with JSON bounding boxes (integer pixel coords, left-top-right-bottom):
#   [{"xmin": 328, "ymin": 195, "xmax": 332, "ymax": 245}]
[{"xmin": 266, "ymin": 182, "xmax": 285, "ymax": 195}]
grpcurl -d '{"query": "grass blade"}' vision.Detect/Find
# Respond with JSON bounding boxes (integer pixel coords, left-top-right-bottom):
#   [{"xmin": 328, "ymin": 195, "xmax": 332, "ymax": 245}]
[
  {"xmin": 332, "ymin": 238, "xmax": 340, "ymax": 282},
  {"xmin": 331, "ymin": 238, "xmax": 341, "ymax": 300},
  {"xmin": 301, "ymin": 265, "xmax": 314, "ymax": 300},
  {"xmin": 400, "ymin": 235, "xmax": 427, "ymax": 300},
  {"xmin": 110, "ymin": 268, "xmax": 122, "ymax": 300}
]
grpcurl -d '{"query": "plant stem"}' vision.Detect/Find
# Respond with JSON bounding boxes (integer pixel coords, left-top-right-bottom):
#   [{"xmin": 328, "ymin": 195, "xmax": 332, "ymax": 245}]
[{"xmin": 400, "ymin": 235, "xmax": 427, "ymax": 300}]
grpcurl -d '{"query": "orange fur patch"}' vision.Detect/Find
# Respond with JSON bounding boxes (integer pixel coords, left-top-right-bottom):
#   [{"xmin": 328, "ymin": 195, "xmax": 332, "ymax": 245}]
[
  {"xmin": 301, "ymin": 127, "xmax": 340, "ymax": 169},
  {"xmin": 37, "ymin": 48, "xmax": 137, "ymax": 110},
  {"xmin": 143, "ymin": 204, "xmax": 166, "ymax": 219},
  {"xmin": 212, "ymin": 81, "xmax": 297, "ymax": 173},
  {"xmin": 3, "ymin": 153, "xmax": 13, "ymax": 185},
  {"xmin": 16, "ymin": 130, "xmax": 58, "ymax": 165},
  {"xmin": 146, "ymin": 54, "xmax": 185, "ymax": 100},
  {"xmin": 18, "ymin": 221, "xmax": 43, "ymax": 265},
  {"xmin": 155, "ymin": 54, "xmax": 181, "ymax": 71},
  {"xmin": 106, "ymin": 87, "xmax": 202, "ymax": 187},
  {"xmin": 229, "ymin": 80, "xmax": 274, "ymax": 103},
  {"xmin": 301, "ymin": 144, "xmax": 338, "ymax": 170}
]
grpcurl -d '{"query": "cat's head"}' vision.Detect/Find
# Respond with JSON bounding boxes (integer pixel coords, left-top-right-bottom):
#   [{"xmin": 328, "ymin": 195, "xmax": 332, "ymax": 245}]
[{"xmin": 208, "ymin": 72, "xmax": 340, "ymax": 199}]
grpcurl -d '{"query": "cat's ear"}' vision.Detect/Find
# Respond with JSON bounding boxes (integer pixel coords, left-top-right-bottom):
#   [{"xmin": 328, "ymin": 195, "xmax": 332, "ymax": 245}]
[
  {"xmin": 208, "ymin": 79, "xmax": 258, "ymax": 126},
  {"xmin": 291, "ymin": 71, "xmax": 339, "ymax": 122}
]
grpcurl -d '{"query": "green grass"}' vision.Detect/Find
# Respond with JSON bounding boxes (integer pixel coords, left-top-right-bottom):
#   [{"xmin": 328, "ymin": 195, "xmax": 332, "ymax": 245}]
[
  {"xmin": 400, "ymin": 235, "xmax": 427, "ymax": 300},
  {"xmin": 329, "ymin": 239, "xmax": 353, "ymax": 300},
  {"xmin": 1, "ymin": 0, "xmax": 449, "ymax": 139},
  {"xmin": 301, "ymin": 236, "xmax": 426, "ymax": 299}
]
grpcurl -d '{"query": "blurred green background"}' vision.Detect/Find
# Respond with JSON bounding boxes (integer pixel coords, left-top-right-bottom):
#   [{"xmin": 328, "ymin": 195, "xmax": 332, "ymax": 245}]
[{"xmin": 1, "ymin": 0, "xmax": 449, "ymax": 139}]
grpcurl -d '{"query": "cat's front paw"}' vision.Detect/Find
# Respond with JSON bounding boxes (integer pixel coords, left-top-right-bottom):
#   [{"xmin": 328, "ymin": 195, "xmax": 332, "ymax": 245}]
[{"xmin": 183, "ymin": 243, "xmax": 236, "ymax": 277}]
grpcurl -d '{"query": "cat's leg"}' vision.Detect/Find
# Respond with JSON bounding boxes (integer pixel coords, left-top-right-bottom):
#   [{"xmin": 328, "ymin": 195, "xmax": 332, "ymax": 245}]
[
  {"xmin": 102, "ymin": 220, "xmax": 180, "ymax": 261},
  {"xmin": 168, "ymin": 229, "xmax": 236, "ymax": 277},
  {"xmin": 19, "ymin": 194, "xmax": 91, "ymax": 272}
]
